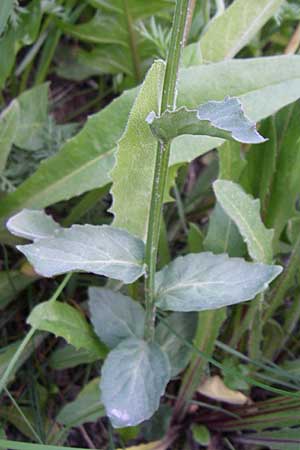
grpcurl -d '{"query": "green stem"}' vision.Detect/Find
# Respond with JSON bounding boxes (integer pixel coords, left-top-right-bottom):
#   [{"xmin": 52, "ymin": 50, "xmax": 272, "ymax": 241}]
[
  {"xmin": 123, "ymin": 0, "xmax": 142, "ymax": 83},
  {"xmin": 144, "ymin": 0, "xmax": 191, "ymax": 342},
  {"xmin": 264, "ymin": 232, "xmax": 300, "ymax": 322}
]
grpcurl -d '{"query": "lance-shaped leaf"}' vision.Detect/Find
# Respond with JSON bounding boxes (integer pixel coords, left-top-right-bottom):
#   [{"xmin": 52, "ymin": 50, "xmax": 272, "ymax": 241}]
[
  {"xmin": 8, "ymin": 214, "xmax": 145, "ymax": 282},
  {"xmin": 155, "ymin": 253, "xmax": 282, "ymax": 312},
  {"xmin": 7, "ymin": 209, "xmax": 61, "ymax": 241},
  {"xmin": 88, "ymin": 287, "xmax": 145, "ymax": 349},
  {"xmin": 147, "ymin": 97, "xmax": 265, "ymax": 144},
  {"xmin": 100, "ymin": 338, "xmax": 170, "ymax": 428},
  {"xmin": 0, "ymin": 99, "xmax": 19, "ymax": 173},
  {"xmin": 28, "ymin": 301, "xmax": 107, "ymax": 358},
  {"xmin": 213, "ymin": 180, "xmax": 274, "ymax": 263}
]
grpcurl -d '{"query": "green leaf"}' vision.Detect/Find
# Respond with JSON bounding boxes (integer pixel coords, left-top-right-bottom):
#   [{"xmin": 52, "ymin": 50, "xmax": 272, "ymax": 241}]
[
  {"xmin": 155, "ymin": 312, "xmax": 197, "ymax": 377},
  {"xmin": 1, "ymin": 56, "xmax": 300, "ymax": 226},
  {"xmin": 191, "ymin": 424, "xmax": 210, "ymax": 446},
  {"xmin": 111, "ymin": 60, "xmax": 165, "ymax": 240},
  {"xmin": 13, "ymin": 83, "xmax": 49, "ymax": 151},
  {"xmin": 88, "ymin": 287, "xmax": 145, "ymax": 349},
  {"xmin": 204, "ymin": 203, "xmax": 246, "ymax": 257},
  {"xmin": 12, "ymin": 221, "xmax": 145, "ymax": 283},
  {"xmin": 213, "ymin": 180, "xmax": 274, "ymax": 263},
  {"xmin": 218, "ymin": 140, "xmax": 247, "ymax": 182},
  {"xmin": 148, "ymin": 97, "xmax": 265, "ymax": 144},
  {"xmin": 49, "ymin": 345, "xmax": 98, "ymax": 370},
  {"xmin": 0, "ymin": 100, "xmax": 19, "ymax": 172},
  {"xmin": 265, "ymin": 103, "xmax": 300, "ymax": 246},
  {"xmin": 200, "ymin": 0, "xmax": 284, "ymax": 62},
  {"xmin": 155, "ymin": 252, "xmax": 282, "ymax": 312},
  {"xmin": 28, "ymin": 300, "xmax": 107, "ymax": 357},
  {"xmin": 100, "ymin": 338, "xmax": 170, "ymax": 428},
  {"xmin": 7, "ymin": 209, "xmax": 61, "ymax": 241},
  {"xmin": 0, "ymin": 0, "xmax": 14, "ymax": 35},
  {"xmin": 0, "ymin": 270, "xmax": 38, "ymax": 310},
  {"xmin": 57, "ymin": 378, "xmax": 105, "ymax": 427}
]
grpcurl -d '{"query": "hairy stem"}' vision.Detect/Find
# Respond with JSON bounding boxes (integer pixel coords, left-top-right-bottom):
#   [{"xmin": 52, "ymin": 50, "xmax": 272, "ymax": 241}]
[{"xmin": 144, "ymin": 0, "xmax": 192, "ymax": 342}]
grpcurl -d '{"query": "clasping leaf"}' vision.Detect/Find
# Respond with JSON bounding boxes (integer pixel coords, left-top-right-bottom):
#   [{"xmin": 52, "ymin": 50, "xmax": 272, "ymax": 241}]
[
  {"xmin": 155, "ymin": 252, "xmax": 282, "ymax": 312},
  {"xmin": 147, "ymin": 97, "xmax": 265, "ymax": 144},
  {"xmin": 7, "ymin": 209, "xmax": 145, "ymax": 283}
]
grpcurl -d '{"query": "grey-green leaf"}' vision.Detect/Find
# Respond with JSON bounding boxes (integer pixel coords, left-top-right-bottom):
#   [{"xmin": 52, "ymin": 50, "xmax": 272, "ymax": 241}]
[
  {"xmin": 155, "ymin": 312, "xmax": 197, "ymax": 377},
  {"xmin": 27, "ymin": 301, "xmax": 107, "ymax": 358},
  {"xmin": 213, "ymin": 180, "xmax": 274, "ymax": 263},
  {"xmin": 88, "ymin": 287, "xmax": 145, "ymax": 349},
  {"xmin": 13, "ymin": 223, "xmax": 145, "ymax": 283},
  {"xmin": 148, "ymin": 97, "xmax": 265, "ymax": 144},
  {"xmin": 155, "ymin": 253, "xmax": 282, "ymax": 312},
  {"xmin": 7, "ymin": 209, "xmax": 61, "ymax": 241},
  {"xmin": 100, "ymin": 338, "xmax": 170, "ymax": 428}
]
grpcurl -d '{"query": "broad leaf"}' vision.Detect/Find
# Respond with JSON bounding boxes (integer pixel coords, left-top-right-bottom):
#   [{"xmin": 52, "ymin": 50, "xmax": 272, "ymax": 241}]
[
  {"xmin": 88, "ymin": 287, "xmax": 145, "ymax": 348},
  {"xmin": 148, "ymin": 97, "xmax": 265, "ymax": 144},
  {"xmin": 0, "ymin": 0, "xmax": 14, "ymax": 35},
  {"xmin": 7, "ymin": 209, "xmax": 61, "ymax": 241},
  {"xmin": 200, "ymin": 0, "xmax": 284, "ymax": 62},
  {"xmin": 213, "ymin": 180, "xmax": 274, "ymax": 263},
  {"xmin": 49, "ymin": 345, "xmax": 98, "ymax": 370},
  {"xmin": 203, "ymin": 203, "xmax": 246, "ymax": 257},
  {"xmin": 28, "ymin": 301, "xmax": 107, "ymax": 357},
  {"xmin": 155, "ymin": 252, "xmax": 282, "ymax": 312},
  {"xmin": 100, "ymin": 338, "xmax": 170, "ymax": 427},
  {"xmin": 218, "ymin": 140, "xmax": 247, "ymax": 183},
  {"xmin": 57, "ymin": 378, "xmax": 105, "ymax": 427},
  {"xmin": 1, "ymin": 56, "xmax": 300, "ymax": 227},
  {"xmin": 10, "ymin": 221, "xmax": 145, "ymax": 283},
  {"xmin": 0, "ymin": 270, "xmax": 38, "ymax": 310},
  {"xmin": 111, "ymin": 60, "xmax": 165, "ymax": 240},
  {"xmin": 0, "ymin": 100, "xmax": 19, "ymax": 172},
  {"xmin": 155, "ymin": 312, "xmax": 197, "ymax": 377}
]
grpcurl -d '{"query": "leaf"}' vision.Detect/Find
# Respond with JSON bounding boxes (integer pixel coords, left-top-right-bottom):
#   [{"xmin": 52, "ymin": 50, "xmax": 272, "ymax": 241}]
[
  {"xmin": 100, "ymin": 337, "xmax": 170, "ymax": 427},
  {"xmin": 7, "ymin": 209, "xmax": 61, "ymax": 241},
  {"xmin": 12, "ymin": 221, "xmax": 145, "ymax": 283},
  {"xmin": 28, "ymin": 300, "xmax": 107, "ymax": 357},
  {"xmin": 148, "ymin": 97, "xmax": 265, "ymax": 144},
  {"xmin": 88, "ymin": 287, "xmax": 145, "ymax": 349},
  {"xmin": 204, "ymin": 203, "xmax": 246, "ymax": 257},
  {"xmin": 1, "ymin": 56, "xmax": 300, "ymax": 226},
  {"xmin": 0, "ymin": 0, "xmax": 14, "ymax": 35},
  {"xmin": 0, "ymin": 100, "xmax": 19, "ymax": 172},
  {"xmin": 213, "ymin": 180, "xmax": 274, "ymax": 263},
  {"xmin": 237, "ymin": 429, "xmax": 300, "ymax": 449},
  {"xmin": 265, "ymin": 102, "xmax": 300, "ymax": 246},
  {"xmin": 191, "ymin": 424, "xmax": 210, "ymax": 446},
  {"xmin": 111, "ymin": 60, "xmax": 165, "ymax": 240},
  {"xmin": 198, "ymin": 375, "xmax": 249, "ymax": 405},
  {"xmin": 0, "ymin": 270, "xmax": 38, "ymax": 310},
  {"xmin": 155, "ymin": 252, "xmax": 282, "ymax": 312},
  {"xmin": 200, "ymin": 0, "xmax": 284, "ymax": 62},
  {"xmin": 13, "ymin": 83, "xmax": 49, "ymax": 151},
  {"xmin": 218, "ymin": 140, "xmax": 247, "ymax": 182},
  {"xmin": 155, "ymin": 312, "xmax": 197, "ymax": 377},
  {"xmin": 57, "ymin": 378, "xmax": 105, "ymax": 427},
  {"xmin": 49, "ymin": 345, "xmax": 98, "ymax": 370}
]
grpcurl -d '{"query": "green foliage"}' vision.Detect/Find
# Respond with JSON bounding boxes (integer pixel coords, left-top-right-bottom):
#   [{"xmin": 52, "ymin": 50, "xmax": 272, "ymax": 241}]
[{"xmin": 27, "ymin": 300, "xmax": 106, "ymax": 358}]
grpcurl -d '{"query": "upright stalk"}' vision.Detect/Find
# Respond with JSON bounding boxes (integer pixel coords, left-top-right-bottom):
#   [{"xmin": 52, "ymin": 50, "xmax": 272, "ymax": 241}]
[{"xmin": 144, "ymin": 0, "xmax": 192, "ymax": 341}]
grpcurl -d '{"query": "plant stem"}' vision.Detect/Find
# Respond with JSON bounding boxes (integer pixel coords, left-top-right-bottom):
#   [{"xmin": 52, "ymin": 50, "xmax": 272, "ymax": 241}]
[{"xmin": 144, "ymin": 0, "xmax": 191, "ymax": 342}]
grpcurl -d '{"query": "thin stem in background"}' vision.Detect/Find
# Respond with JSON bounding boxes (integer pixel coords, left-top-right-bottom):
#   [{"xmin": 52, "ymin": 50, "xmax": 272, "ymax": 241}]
[{"xmin": 144, "ymin": 0, "xmax": 192, "ymax": 342}]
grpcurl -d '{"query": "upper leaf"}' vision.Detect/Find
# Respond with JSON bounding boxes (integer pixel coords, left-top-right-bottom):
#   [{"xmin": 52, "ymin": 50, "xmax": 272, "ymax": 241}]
[
  {"xmin": 155, "ymin": 253, "xmax": 282, "ymax": 312},
  {"xmin": 213, "ymin": 180, "xmax": 274, "ymax": 263},
  {"xmin": 111, "ymin": 60, "xmax": 165, "ymax": 240},
  {"xmin": 100, "ymin": 337, "xmax": 170, "ymax": 428},
  {"xmin": 147, "ymin": 97, "xmax": 265, "ymax": 144},
  {"xmin": 28, "ymin": 301, "xmax": 107, "ymax": 358},
  {"xmin": 7, "ymin": 209, "xmax": 61, "ymax": 241},
  {"xmin": 8, "ymin": 211, "xmax": 145, "ymax": 283},
  {"xmin": 88, "ymin": 287, "xmax": 145, "ymax": 349}
]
